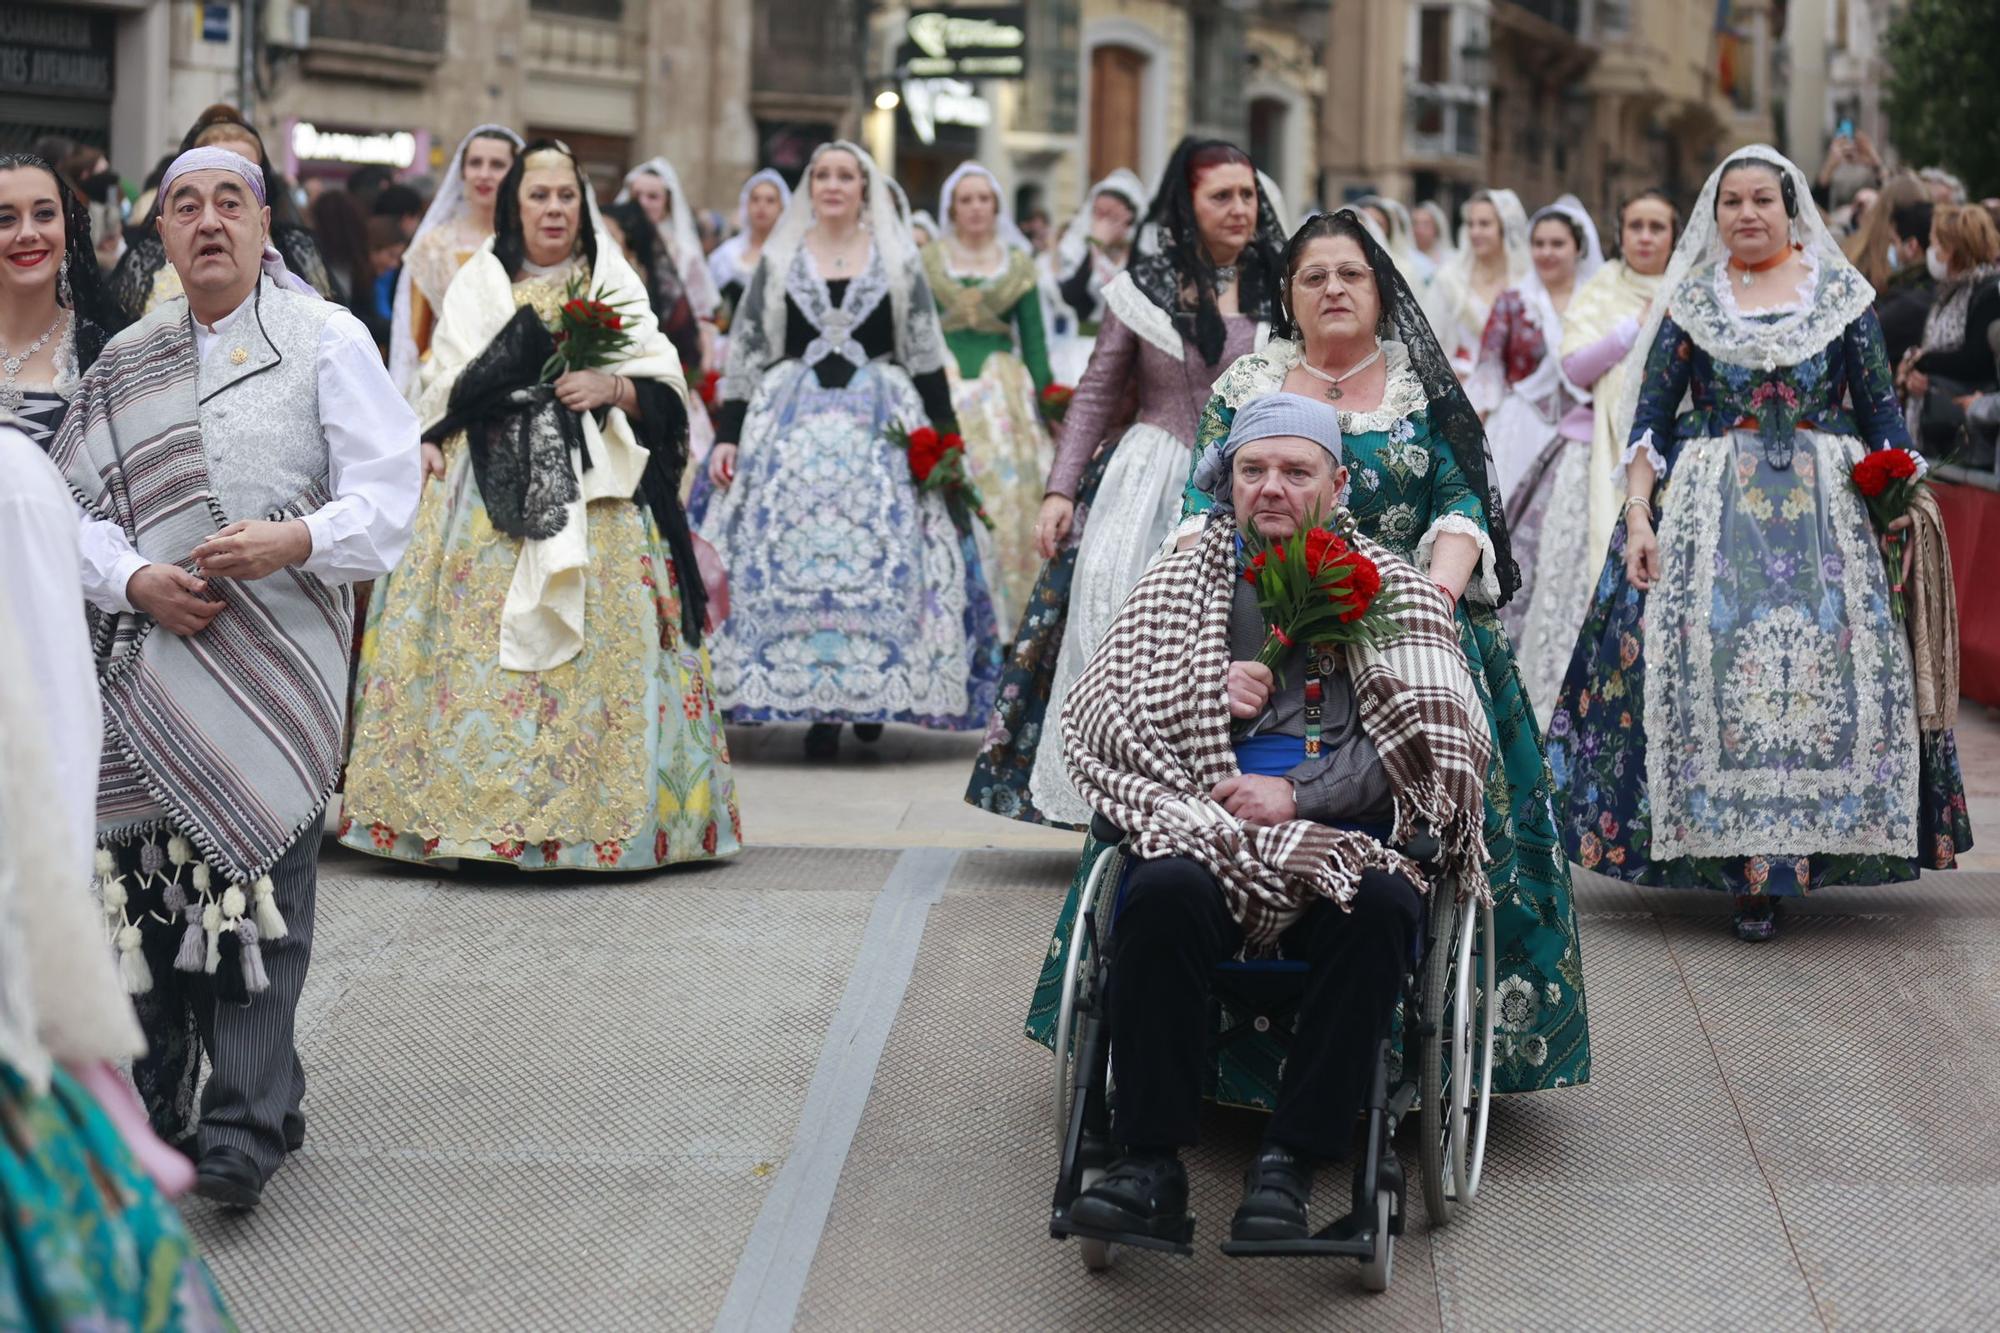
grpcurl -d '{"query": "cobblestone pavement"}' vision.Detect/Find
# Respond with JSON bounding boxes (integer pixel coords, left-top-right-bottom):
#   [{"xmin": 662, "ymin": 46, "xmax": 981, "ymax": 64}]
[{"xmin": 185, "ymin": 710, "xmax": 2000, "ymax": 1330}]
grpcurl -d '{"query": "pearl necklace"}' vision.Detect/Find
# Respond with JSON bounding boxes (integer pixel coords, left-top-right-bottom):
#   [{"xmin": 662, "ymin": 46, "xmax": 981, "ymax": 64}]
[
  {"xmin": 1297, "ymin": 343, "xmax": 1382, "ymax": 401},
  {"xmin": 0, "ymin": 310, "xmax": 64, "ymax": 415}
]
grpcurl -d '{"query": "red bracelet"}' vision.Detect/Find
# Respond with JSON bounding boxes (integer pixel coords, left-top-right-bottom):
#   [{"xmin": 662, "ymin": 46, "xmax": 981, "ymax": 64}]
[{"xmin": 1435, "ymin": 579, "xmax": 1458, "ymax": 603}]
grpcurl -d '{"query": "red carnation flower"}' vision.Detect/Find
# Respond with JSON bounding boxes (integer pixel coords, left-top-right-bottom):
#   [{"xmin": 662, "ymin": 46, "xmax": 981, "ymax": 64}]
[
  {"xmin": 1302, "ymin": 527, "xmax": 1348, "ymax": 576},
  {"xmin": 1882, "ymin": 450, "xmax": 1918, "ymax": 480},
  {"xmin": 607, "ymin": 314, "xmax": 624, "ymax": 330},
  {"xmin": 1852, "ymin": 456, "xmax": 1890, "ymax": 498},
  {"xmin": 907, "ymin": 425, "xmax": 940, "ymax": 451}
]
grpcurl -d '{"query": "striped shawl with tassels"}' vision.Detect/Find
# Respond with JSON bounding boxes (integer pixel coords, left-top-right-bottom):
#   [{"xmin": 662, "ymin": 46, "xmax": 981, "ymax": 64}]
[
  {"xmin": 1062, "ymin": 516, "xmax": 1492, "ymax": 948},
  {"xmin": 48, "ymin": 300, "xmax": 353, "ymax": 888}
]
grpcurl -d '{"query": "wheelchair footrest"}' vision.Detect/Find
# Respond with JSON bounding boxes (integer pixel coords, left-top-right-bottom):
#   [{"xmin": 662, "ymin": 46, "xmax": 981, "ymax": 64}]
[
  {"xmin": 1219, "ymin": 1210, "xmax": 1378, "ymax": 1260},
  {"xmin": 1051, "ymin": 1210, "xmax": 1196, "ymax": 1257}
]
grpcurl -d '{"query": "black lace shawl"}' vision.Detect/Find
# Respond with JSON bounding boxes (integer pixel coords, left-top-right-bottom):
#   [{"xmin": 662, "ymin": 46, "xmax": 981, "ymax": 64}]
[
  {"xmin": 1274, "ymin": 208, "xmax": 1521, "ymax": 605},
  {"xmin": 1125, "ymin": 137, "xmax": 1287, "ymax": 366},
  {"xmin": 423, "ymin": 305, "xmax": 705, "ymax": 644}
]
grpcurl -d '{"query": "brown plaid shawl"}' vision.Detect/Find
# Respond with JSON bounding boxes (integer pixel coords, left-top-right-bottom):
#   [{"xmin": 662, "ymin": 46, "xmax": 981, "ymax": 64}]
[{"xmin": 1061, "ymin": 517, "xmax": 1491, "ymax": 947}]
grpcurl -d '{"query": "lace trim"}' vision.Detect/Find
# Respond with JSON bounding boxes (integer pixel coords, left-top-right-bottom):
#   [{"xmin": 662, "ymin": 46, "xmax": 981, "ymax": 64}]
[
  {"xmin": 1621, "ymin": 428, "xmax": 1668, "ymax": 474},
  {"xmin": 1712, "ymin": 242, "xmax": 1820, "ymax": 320},
  {"xmin": 787, "ymin": 242, "xmax": 891, "ymax": 370},
  {"xmin": 1101, "ymin": 270, "xmax": 1183, "ymax": 359},
  {"xmin": 1213, "ymin": 337, "xmax": 1428, "ymax": 432},
  {"xmin": 1416, "ymin": 511, "xmax": 1500, "ymax": 606},
  {"xmin": 1671, "ymin": 246, "xmax": 1874, "ymax": 372}
]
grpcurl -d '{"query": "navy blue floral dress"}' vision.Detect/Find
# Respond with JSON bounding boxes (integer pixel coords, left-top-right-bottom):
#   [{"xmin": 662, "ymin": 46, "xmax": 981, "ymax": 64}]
[{"xmin": 1548, "ymin": 280, "xmax": 1973, "ymax": 895}]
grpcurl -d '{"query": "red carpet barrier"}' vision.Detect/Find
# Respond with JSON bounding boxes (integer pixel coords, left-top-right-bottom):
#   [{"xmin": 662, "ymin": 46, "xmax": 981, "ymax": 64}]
[{"xmin": 1937, "ymin": 480, "xmax": 2000, "ymax": 707}]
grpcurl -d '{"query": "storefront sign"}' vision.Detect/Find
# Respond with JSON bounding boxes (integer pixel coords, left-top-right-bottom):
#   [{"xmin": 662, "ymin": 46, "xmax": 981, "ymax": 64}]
[
  {"xmin": 291, "ymin": 121, "xmax": 419, "ymax": 168},
  {"xmin": 900, "ymin": 5, "xmax": 1026, "ymax": 80},
  {"xmin": 901, "ymin": 77, "xmax": 992, "ymax": 146},
  {"xmin": 0, "ymin": 4, "xmax": 113, "ymax": 98},
  {"xmin": 199, "ymin": 3, "xmax": 231, "ymax": 44}
]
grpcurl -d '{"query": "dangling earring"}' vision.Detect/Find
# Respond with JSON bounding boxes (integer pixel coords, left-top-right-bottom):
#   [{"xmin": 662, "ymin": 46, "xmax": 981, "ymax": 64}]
[{"xmin": 58, "ymin": 255, "xmax": 72, "ymax": 307}]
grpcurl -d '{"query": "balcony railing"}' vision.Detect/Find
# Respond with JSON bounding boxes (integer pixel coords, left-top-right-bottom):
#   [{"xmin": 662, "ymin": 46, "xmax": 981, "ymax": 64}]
[
  {"xmin": 1498, "ymin": 0, "xmax": 1585, "ymax": 36},
  {"xmin": 1406, "ymin": 92, "xmax": 1483, "ymax": 161},
  {"xmin": 307, "ymin": 0, "xmax": 445, "ymax": 55}
]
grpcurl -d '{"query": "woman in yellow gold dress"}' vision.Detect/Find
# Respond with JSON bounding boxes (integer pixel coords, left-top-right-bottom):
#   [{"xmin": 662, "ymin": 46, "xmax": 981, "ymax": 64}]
[{"xmin": 341, "ymin": 140, "xmax": 740, "ymax": 870}]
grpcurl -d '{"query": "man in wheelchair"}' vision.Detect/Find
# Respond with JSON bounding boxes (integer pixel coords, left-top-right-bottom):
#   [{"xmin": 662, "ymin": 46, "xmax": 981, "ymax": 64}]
[{"xmin": 1058, "ymin": 393, "xmax": 1491, "ymax": 1248}]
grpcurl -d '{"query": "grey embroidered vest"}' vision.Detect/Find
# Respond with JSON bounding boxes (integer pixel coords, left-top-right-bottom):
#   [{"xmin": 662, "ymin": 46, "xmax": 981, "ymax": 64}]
[{"xmin": 196, "ymin": 279, "xmax": 337, "ymax": 520}]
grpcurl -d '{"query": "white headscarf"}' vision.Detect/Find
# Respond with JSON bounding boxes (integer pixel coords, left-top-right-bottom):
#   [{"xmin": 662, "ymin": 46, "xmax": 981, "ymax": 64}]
[
  {"xmin": 616, "ymin": 156, "xmax": 722, "ymax": 318},
  {"xmin": 1054, "ymin": 168, "xmax": 1144, "ymax": 277},
  {"xmin": 1414, "ymin": 200, "xmax": 1456, "ymax": 268},
  {"xmin": 1612, "ymin": 144, "xmax": 1875, "ymax": 449},
  {"xmin": 1358, "ymin": 195, "xmax": 1435, "ymax": 283},
  {"xmin": 708, "ymin": 168, "xmax": 793, "ymax": 297},
  {"xmin": 388, "ymin": 125, "xmax": 524, "ymax": 395},
  {"xmin": 734, "ymin": 168, "xmax": 791, "ymax": 232},
  {"xmin": 937, "ymin": 161, "xmax": 1033, "ymax": 254},
  {"xmin": 1424, "ymin": 187, "xmax": 1531, "ymax": 359},
  {"xmin": 1518, "ymin": 194, "xmax": 1604, "ymax": 338}
]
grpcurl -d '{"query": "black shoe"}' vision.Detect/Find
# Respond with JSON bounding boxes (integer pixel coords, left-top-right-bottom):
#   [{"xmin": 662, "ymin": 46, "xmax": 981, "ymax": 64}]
[
  {"xmin": 1069, "ymin": 1152, "xmax": 1190, "ymax": 1242},
  {"xmin": 852, "ymin": 723, "xmax": 885, "ymax": 743},
  {"xmin": 283, "ymin": 1113, "xmax": 305, "ymax": 1153},
  {"xmin": 194, "ymin": 1145, "xmax": 265, "ymax": 1210},
  {"xmin": 804, "ymin": 723, "xmax": 841, "ymax": 760},
  {"xmin": 1229, "ymin": 1144, "xmax": 1314, "ymax": 1244}
]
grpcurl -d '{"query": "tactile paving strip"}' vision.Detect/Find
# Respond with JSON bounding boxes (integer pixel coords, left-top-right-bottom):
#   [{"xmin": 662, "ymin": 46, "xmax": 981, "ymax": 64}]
[{"xmin": 185, "ymin": 846, "xmax": 893, "ymax": 1331}]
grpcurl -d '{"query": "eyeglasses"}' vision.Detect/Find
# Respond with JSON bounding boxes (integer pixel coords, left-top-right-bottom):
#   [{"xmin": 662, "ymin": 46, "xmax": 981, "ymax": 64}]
[{"xmin": 1290, "ymin": 265, "xmax": 1373, "ymax": 293}]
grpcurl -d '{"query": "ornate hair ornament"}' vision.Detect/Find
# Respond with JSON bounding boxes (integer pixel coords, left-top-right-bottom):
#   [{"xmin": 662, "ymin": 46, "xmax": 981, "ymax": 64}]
[{"xmin": 523, "ymin": 144, "xmax": 576, "ymax": 172}]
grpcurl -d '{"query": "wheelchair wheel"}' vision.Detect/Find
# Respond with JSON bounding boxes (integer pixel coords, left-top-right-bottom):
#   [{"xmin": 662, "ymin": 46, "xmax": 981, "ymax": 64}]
[
  {"xmin": 1053, "ymin": 845, "xmax": 1122, "ymax": 1147},
  {"xmin": 1358, "ymin": 1189, "xmax": 1395, "ymax": 1292},
  {"xmin": 1458, "ymin": 898, "xmax": 1496, "ymax": 1200},
  {"xmin": 1417, "ymin": 890, "xmax": 1466, "ymax": 1224}
]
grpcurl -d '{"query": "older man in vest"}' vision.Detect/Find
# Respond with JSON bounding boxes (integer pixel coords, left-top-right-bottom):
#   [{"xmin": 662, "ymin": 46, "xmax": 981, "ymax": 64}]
[{"xmin": 50, "ymin": 147, "xmax": 421, "ymax": 1211}]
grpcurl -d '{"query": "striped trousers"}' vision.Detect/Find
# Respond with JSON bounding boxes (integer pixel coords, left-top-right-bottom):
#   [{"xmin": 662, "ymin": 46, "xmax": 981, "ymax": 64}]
[{"xmin": 129, "ymin": 821, "xmax": 318, "ymax": 1178}]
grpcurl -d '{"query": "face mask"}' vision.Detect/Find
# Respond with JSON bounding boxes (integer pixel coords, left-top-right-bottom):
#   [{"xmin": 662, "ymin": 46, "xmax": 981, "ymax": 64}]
[
  {"xmin": 1885, "ymin": 244, "xmax": 1901, "ymax": 273},
  {"xmin": 1927, "ymin": 245, "xmax": 1950, "ymax": 282}
]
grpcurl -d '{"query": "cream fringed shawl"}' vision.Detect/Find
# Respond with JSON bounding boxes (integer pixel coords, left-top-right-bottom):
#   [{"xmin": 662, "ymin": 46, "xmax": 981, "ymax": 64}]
[
  {"xmin": 1560, "ymin": 259, "xmax": 1663, "ymax": 560},
  {"xmin": 416, "ymin": 240, "xmax": 686, "ymax": 672}
]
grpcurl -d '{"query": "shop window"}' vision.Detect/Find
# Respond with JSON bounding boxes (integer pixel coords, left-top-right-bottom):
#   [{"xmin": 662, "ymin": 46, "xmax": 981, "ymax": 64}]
[{"xmin": 1089, "ymin": 45, "xmax": 1146, "ymax": 180}]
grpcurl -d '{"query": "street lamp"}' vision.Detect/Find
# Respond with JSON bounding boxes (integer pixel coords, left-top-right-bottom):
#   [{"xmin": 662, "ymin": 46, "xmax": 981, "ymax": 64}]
[{"xmin": 875, "ymin": 88, "xmax": 902, "ymax": 112}]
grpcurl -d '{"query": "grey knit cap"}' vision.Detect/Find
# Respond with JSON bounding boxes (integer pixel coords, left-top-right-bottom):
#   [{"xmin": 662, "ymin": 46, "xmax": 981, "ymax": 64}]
[{"xmin": 1191, "ymin": 391, "xmax": 1344, "ymax": 500}]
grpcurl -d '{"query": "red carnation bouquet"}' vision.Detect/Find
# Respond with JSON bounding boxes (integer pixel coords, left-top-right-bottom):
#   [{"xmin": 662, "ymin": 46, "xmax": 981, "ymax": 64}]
[
  {"xmin": 541, "ymin": 272, "xmax": 644, "ymax": 382},
  {"xmin": 696, "ymin": 369, "xmax": 723, "ymax": 425},
  {"xmin": 1849, "ymin": 446, "xmax": 1930, "ymax": 621},
  {"xmin": 886, "ymin": 422, "xmax": 995, "ymax": 537},
  {"xmin": 1039, "ymin": 383, "xmax": 1075, "ymax": 425},
  {"xmin": 1242, "ymin": 513, "xmax": 1404, "ymax": 679}
]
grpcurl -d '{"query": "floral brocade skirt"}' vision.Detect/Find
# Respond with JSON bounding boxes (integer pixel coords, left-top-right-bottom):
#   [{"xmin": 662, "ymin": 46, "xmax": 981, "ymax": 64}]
[
  {"xmin": 0, "ymin": 1064, "xmax": 234, "ymax": 1331},
  {"xmin": 1022, "ymin": 598, "xmax": 1595, "ymax": 1098},
  {"xmin": 339, "ymin": 435, "xmax": 741, "ymax": 871},
  {"xmin": 947, "ymin": 352, "xmax": 1054, "ymax": 631},
  {"xmin": 964, "ymin": 447, "xmax": 1114, "ymax": 827},
  {"xmin": 1547, "ymin": 431, "xmax": 1973, "ymax": 895},
  {"xmin": 698, "ymin": 359, "xmax": 1002, "ymax": 728}
]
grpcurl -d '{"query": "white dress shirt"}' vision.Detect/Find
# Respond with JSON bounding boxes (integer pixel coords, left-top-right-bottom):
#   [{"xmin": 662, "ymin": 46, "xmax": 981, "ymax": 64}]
[{"xmin": 76, "ymin": 294, "xmax": 422, "ymax": 612}]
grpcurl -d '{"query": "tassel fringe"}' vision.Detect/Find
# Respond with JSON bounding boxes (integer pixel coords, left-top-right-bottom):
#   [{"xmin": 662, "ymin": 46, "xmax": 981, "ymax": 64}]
[
  {"xmin": 236, "ymin": 921, "xmax": 270, "ymax": 993},
  {"xmin": 116, "ymin": 924, "xmax": 153, "ymax": 995},
  {"xmin": 252, "ymin": 876, "xmax": 288, "ymax": 940},
  {"xmin": 174, "ymin": 904, "xmax": 206, "ymax": 972}
]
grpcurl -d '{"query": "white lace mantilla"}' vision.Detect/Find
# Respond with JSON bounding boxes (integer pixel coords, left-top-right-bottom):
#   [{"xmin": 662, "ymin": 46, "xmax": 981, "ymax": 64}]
[
  {"xmin": 1213, "ymin": 337, "xmax": 1430, "ymax": 434},
  {"xmin": 1669, "ymin": 248, "xmax": 1873, "ymax": 373},
  {"xmin": 1101, "ymin": 270, "xmax": 1184, "ymax": 359},
  {"xmin": 788, "ymin": 243, "xmax": 892, "ymax": 371},
  {"xmin": 1643, "ymin": 429, "xmax": 1918, "ymax": 859}
]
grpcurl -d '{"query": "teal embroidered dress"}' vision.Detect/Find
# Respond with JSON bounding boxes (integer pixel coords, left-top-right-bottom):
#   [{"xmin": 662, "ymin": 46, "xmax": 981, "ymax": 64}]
[{"xmin": 1022, "ymin": 339, "xmax": 1592, "ymax": 1099}]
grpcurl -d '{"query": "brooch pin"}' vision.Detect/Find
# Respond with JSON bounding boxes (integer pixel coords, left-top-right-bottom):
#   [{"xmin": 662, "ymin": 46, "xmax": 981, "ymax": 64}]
[{"xmin": 229, "ymin": 347, "xmax": 249, "ymax": 365}]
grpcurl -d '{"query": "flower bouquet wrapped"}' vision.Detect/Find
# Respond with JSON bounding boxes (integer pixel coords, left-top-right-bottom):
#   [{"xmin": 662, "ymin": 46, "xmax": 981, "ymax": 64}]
[
  {"xmin": 541, "ymin": 272, "xmax": 645, "ymax": 381},
  {"xmin": 1241, "ymin": 512, "xmax": 1404, "ymax": 682},
  {"xmin": 1849, "ymin": 446, "xmax": 1930, "ymax": 620},
  {"xmin": 886, "ymin": 421, "xmax": 995, "ymax": 537}
]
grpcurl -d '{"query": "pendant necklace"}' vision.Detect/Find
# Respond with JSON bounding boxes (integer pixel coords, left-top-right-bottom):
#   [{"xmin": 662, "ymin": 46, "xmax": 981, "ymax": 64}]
[
  {"xmin": 0, "ymin": 310, "xmax": 63, "ymax": 415},
  {"xmin": 1298, "ymin": 344, "xmax": 1382, "ymax": 402}
]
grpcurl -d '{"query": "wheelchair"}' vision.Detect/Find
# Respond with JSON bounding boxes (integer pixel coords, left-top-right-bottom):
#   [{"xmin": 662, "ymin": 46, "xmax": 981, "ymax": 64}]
[{"xmin": 1047, "ymin": 815, "xmax": 1496, "ymax": 1290}]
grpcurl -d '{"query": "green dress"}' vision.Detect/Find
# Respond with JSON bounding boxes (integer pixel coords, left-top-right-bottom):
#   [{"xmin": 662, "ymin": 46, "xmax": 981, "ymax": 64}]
[
  {"xmin": 1, "ymin": 1064, "xmax": 234, "ymax": 1330},
  {"xmin": 1022, "ymin": 339, "xmax": 1591, "ymax": 1100}
]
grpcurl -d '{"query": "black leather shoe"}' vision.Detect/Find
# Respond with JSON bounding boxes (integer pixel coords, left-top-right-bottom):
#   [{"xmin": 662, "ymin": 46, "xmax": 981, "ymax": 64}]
[
  {"xmin": 1069, "ymin": 1152, "xmax": 1190, "ymax": 1241},
  {"xmin": 283, "ymin": 1113, "xmax": 305, "ymax": 1153},
  {"xmin": 194, "ymin": 1145, "xmax": 265, "ymax": 1210},
  {"xmin": 1230, "ymin": 1144, "xmax": 1314, "ymax": 1243},
  {"xmin": 803, "ymin": 723, "xmax": 841, "ymax": 760},
  {"xmin": 852, "ymin": 723, "xmax": 885, "ymax": 743}
]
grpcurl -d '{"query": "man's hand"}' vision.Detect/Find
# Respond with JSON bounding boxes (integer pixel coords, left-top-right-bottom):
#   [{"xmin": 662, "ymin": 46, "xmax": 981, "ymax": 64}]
[
  {"xmin": 191, "ymin": 519, "xmax": 312, "ymax": 582},
  {"xmin": 127, "ymin": 564, "xmax": 224, "ymax": 636},
  {"xmin": 1211, "ymin": 774, "xmax": 1296, "ymax": 828},
  {"xmin": 1225, "ymin": 661, "xmax": 1274, "ymax": 720}
]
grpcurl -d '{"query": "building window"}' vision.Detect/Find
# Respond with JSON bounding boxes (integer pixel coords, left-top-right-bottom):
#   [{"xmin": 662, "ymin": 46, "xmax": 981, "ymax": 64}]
[
  {"xmin": 1417, "ymin": 6, "xmax": 1451, "ymax": 84},
  {"xmin": 1249, "ymin": 97, "xmax": 1287, "ymax": 188},
  {"xmin": 1089, "ymin": 44, "xmax": 1146, "ymax": 179},
  {"xmin": 530, "ymin": 0, "xmax": 623, "ymax": 19}
]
